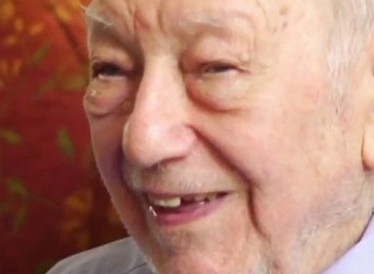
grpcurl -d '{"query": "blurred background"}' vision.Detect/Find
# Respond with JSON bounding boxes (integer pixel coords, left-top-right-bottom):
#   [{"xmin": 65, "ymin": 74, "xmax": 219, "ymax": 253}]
[{"xmin": 0, "ymin": 0, "xmax": 126, "ymax": 273}]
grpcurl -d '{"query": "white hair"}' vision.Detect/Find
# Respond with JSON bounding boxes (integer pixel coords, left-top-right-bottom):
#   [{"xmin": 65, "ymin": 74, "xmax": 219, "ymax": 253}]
[{"xmin": 328, "ymin": 0, "xmax": 374, "ymax": 96}]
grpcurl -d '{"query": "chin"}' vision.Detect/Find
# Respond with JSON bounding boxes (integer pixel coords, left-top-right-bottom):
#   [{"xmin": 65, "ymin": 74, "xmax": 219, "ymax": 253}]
[
  {"xmin": 151, "ymin": 255, "xmax": 227, "ymax": 274},
  {"xmin": 140, "ymin": 238, "xmax": 268, "ymax": 274}
]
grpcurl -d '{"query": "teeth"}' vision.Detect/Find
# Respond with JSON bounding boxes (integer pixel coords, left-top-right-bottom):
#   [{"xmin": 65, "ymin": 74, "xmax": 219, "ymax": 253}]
[
  {"xmin": 148, "ymin": 193, "xmax": 222, "ymax": 208},
  {"xmin": 149, "ymin": 197, "xmax": 182, "ymax": 208},
  {"xmin": 206, "ymin": 193, "xmax": 218, "ymax": 202}
]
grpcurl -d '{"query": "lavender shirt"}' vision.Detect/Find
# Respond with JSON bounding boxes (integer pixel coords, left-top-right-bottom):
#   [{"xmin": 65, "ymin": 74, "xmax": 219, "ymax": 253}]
[
  {"xmin": 47, "ymin": 216, "xmax": 374, "ymax": 274},
  {"xmin": 324, "ymin": 216, "xmax": 374, "ymax": 274}
]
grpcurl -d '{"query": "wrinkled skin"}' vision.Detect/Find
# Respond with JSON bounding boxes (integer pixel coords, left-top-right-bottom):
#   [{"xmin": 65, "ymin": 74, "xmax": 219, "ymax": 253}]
[{"xmin": 84, "ymin": 0, "xmax": 374, "ymax": 273}]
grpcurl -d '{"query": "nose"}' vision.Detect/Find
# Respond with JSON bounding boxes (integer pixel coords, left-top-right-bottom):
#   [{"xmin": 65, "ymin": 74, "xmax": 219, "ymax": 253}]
[{"xmin": 122, "ymin": 58, "xmax": 196, "ymax": 168}]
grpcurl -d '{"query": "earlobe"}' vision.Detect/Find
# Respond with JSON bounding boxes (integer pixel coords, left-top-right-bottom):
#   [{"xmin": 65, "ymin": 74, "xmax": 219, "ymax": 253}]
[
  {"xmin": 362, "ymin": 34, "xmax": 374, "ymax": 170},
  {"xmin": 363, "ymin": 119, "xmax": 374, "ymax": 170}
]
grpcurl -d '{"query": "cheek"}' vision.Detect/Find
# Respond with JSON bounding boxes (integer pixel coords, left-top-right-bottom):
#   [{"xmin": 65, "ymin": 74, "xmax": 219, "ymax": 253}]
[
  {"xmin": 195, "ymin": 105, "xmax": 311, "ymax": 184},
  {"xmin": 88, "ymin": 117, "xmax": 150, "ymax": 237},
  {"xmin": 88, "ymin": 117, "xmax": 126, "ymax": 181},
  {"xmin": 193, "ymin": 100, "xmax": 340, "ymax": 234}
]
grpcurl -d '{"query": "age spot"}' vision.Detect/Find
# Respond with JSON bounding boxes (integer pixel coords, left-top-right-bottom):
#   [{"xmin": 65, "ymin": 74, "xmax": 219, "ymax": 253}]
[
  {"xmin": 279, "ymin": 5, "xmax": 289, "ymax": 30},
  {"xmin": 279, "ymin": 5, "xmax": 289, "ymax": 16}
]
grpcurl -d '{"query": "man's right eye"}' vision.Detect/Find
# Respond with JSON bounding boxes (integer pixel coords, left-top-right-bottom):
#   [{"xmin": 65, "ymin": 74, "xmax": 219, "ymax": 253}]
[{"xmin": 92, "ymin": 63, "xmax": 124, "ymax": 78}]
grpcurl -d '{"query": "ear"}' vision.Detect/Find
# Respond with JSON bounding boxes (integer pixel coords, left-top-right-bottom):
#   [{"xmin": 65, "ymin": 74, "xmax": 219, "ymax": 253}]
[
  {"xmin": 363, "ymin": 116, "xmax": 374, "ymax": 170},
  {"xmin": 362, "ymin": 34, "xmax": 374, "ymax": 171}
]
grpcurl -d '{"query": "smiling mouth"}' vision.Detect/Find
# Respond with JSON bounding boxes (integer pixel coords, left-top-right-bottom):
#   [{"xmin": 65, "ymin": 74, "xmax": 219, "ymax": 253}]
[{"xmin": 144, "ymin": 192, "xmax": 229, "ymax": 226}]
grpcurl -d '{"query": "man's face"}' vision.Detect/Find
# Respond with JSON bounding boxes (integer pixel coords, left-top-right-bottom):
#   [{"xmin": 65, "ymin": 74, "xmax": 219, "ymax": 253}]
[{"xmin": 84, "ymin": 0, "xmax": 373, "ymax": 273}]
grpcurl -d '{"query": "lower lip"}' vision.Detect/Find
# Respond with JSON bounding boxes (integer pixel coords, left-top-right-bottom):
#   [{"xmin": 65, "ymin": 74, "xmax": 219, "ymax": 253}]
[{"xmin": 145, "ymin": 194, "xmax": 229, "ymax": 226}]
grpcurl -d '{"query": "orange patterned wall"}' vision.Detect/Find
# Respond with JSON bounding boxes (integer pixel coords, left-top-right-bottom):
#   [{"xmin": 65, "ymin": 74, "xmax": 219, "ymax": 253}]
[{"xmin": 0, "ymin": 1, "xmax": 125, "ymax": 273}]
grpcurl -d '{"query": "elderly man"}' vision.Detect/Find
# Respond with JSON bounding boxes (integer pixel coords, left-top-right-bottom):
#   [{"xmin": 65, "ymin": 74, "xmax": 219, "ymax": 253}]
[{"xmin": 48, "ymin": 0, "xmax": 374, "ymax": 273}]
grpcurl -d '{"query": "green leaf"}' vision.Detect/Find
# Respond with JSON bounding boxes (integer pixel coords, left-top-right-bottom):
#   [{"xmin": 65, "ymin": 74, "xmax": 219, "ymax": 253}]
[
  {"xmin": 34, "ymin": 73, "xmax": 60, "ymax": 99},
  {"xmin": 0, "ymin": 129, "xmax": 22, "ymax": 145},
  {"xmin": 12, "ymin": 205, "xmax": 28, "ymax": 234},
  {"xmin": 63, "ymin": 75, "xmax": 87, "ymax": 92},
  {"xmin": 28, "ymin": 43, "xmax": 51, "ymax": 66},
  {"xmin": 57, "ymin": 128, "xmax": 75, "ymax": 159},
  {"xmin": 7, "ymin": 178, "xmax": 29, "ymax": 199}
]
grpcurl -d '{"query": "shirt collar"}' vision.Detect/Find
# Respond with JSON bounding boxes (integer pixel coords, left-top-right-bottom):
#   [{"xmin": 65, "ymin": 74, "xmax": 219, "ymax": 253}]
[{"xmin": 323, "ymin": 215, "xmax": 374, "ymax": 274}]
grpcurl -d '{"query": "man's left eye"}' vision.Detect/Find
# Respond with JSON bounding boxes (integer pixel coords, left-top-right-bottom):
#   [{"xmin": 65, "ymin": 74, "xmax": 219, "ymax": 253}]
[{"xmin": 201, "ymin": 63, "xmax": 236, "ymax": 74}]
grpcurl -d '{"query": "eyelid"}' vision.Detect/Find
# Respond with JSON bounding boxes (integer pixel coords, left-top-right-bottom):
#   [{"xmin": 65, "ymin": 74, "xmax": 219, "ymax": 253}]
[
  {"xmin": 90, "ymin": 62, "xmax": 124, "ymax": 78},
  {"xmin": 200, "ymin": 62, "xmax": 237, "ymax": 74}
]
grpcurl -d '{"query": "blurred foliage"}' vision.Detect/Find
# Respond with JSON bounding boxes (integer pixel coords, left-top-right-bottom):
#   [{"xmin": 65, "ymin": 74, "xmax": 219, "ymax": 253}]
[{"xmin": 0, "ymin": 0, "xmax": 125, "ymax": 273}]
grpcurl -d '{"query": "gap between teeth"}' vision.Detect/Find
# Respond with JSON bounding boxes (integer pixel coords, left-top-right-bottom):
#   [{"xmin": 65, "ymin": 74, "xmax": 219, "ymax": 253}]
[{"xmin": 148, "ymin": 193, "xmax": 219, "ymax": 208}]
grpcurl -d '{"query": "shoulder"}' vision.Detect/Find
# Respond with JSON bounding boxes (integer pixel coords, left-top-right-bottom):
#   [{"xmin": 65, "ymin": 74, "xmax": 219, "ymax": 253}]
[
  {"xmin": 47, "ymin": 237, "xmax": 153, "ymax": 274},
  {"xmin": 324, "ymin": 216, "xmax": 374, "ymax": 274}
]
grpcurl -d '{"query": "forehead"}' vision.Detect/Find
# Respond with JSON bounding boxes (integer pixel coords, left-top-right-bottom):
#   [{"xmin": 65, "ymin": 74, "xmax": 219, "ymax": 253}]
[{"xmin": 85, "ymin": 0, "xmax": 293, "ymax": 34}]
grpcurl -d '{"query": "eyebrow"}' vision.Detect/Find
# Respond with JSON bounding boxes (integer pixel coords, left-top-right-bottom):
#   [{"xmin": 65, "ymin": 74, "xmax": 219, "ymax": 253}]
[
  {"xmin": 84, "ymin": 5, "xmax": 257, "ymax": 62},
  {"xmin": 84, "ymin": 4, "xmax": 114, "ymax": 28}
]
